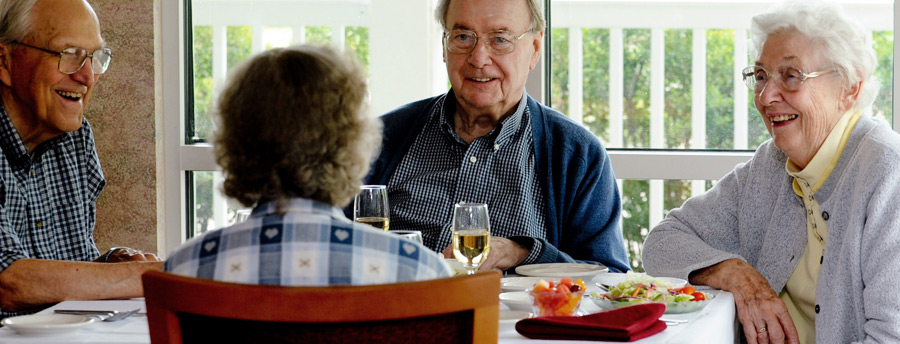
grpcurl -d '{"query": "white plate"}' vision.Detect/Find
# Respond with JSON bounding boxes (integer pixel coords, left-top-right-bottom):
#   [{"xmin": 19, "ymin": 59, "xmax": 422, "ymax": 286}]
[
  {"xmin": 589, "ymin": 292, "xmax": 714, "ymax": 314},
  {"xmin": 1, "ymin": 314, "xmax": 93, "ymax": 336},
  {"xmin": 499, "ymin": 291, "xmax": 533, "ymax": 312},
  {"xmin": 594, "ymin": 273, "xmax": 687, "ymax": 289},
  {"xmin": 501, "ymin": 277, "xmax": 550, "ymax": 292},
  {"xmin": 514, "ymin": 263, "xmax": 608, "ymax": 278},
  {"xmin": 499, "ymin": 310, "xmax": 532, "ymax": 323}
]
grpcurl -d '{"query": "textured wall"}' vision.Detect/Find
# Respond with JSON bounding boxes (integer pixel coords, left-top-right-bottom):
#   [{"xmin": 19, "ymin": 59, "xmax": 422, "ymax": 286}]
[{"xmin": 85, "ymin": 0, "xmax": 158, "ymax": 254}]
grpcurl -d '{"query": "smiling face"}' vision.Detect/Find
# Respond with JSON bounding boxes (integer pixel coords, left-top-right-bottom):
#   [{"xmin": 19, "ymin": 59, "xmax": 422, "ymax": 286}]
[
  {"xmin": 0, "ymin": 0, "xmax": 103, "ymax": 150},
  {"xmin": 443, "ymin": 0, "xmax": 542, "ymax": 120},
  {"xmin": 754, "ymin": 31, "xmax": 859, "ymax": 167}
]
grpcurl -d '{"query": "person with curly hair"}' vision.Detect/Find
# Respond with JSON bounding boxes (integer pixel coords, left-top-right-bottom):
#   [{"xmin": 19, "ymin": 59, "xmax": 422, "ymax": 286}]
[{"xmin": 165, "ymin": 45, "xmax": 452, "ymax": 285}]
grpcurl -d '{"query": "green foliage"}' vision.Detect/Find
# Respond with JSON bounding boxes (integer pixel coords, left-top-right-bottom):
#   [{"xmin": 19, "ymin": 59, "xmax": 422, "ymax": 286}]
[
  {"xmin": 664, "ymin": 30, "xmax": 692, "ymax": 149},
  {"xmin": 550, "ymin": 28, "xmax": 569, "ymax": 115},
  {"xmin": 873, "ymin": 30, "xmax": 893, "ymax": 123},
  {"xmin": 583, "ymin": 29, "xmax": 610, "ymax": 140},
  {"xmin": 346, "ymin": 27, "xmax": 370, "ymax": 72},
  {"xmin": 705, "ymin": 30, "xmax": 735, "ymax": 149},
  {"xmin": 306, "ymin": 26, "xmax": 331, "ymax": 45},
  {"xmin": 623, "ymin": 29, "xmax": 651, "ymax": 148}
]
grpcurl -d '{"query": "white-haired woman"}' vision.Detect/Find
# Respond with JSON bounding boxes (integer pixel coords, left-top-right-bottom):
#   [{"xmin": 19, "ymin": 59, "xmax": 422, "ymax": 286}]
[
  {"xmin": 642, "ymin": 1, "xmax": 900, "ymax": 343},
  {"xmin": 164, "ymin": 45, "xmax": 452, "ymax": 285}
]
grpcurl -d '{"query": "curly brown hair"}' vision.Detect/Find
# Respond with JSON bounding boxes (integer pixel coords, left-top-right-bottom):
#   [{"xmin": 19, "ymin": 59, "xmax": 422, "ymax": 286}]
[{"xmin": 213, "ymin": 44, "xmax": 380, "ymax": 208}]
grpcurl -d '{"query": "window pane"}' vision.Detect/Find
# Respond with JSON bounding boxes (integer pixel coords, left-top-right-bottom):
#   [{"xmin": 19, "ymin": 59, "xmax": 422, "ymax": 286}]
[
  {"xmin": 620, "ymin": 179, "xmax": 718, "ymax": 272},
  {"xmin": 190, "ymin": 171, "xmax": 244, "ymax": 238},
  {"xmin": 550, "ymin": 0, "xmax": 893, "ymax": 151}
]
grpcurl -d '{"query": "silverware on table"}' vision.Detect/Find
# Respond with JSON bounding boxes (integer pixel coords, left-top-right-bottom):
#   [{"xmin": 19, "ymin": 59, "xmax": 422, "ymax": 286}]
[{"xmin": 55, "ymin": 308, "xmax": 141, "ymax": 322}]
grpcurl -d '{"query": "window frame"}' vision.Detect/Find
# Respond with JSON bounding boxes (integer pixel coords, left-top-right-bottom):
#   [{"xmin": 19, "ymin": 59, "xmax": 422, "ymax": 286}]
[{"xmin": 159, "ymin": 0, "xmax": 899, "ymax": 256}]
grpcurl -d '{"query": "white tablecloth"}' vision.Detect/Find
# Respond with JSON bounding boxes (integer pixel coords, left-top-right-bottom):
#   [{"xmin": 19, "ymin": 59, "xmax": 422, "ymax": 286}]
[
  {"xmin": 0, "ymin": 287, "xmax": 737, "ymax": 343},
  {"xmin": 499, "ymin": 290, "xmax": 737, "ymax": 344}
]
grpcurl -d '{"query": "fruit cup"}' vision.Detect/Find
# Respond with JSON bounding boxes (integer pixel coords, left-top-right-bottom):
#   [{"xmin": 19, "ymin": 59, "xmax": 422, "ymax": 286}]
[{"xmin": 529, "ymin": 288, "xmax": 585, "ymax": 317}]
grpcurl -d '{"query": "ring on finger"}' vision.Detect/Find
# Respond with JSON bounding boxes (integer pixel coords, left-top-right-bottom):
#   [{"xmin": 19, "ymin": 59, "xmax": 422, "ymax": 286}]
[{"xmin": 757, "ymin": 326, "xmax": 767, "ymax": 334}]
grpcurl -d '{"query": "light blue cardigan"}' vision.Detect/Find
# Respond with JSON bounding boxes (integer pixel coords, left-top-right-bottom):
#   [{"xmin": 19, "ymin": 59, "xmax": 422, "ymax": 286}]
[{"xmin": 643, "ymin": 115, "xmax": 900, "ymax": 343}]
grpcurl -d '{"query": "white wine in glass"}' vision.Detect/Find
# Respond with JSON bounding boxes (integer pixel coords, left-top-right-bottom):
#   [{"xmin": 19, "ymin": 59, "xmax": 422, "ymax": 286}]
[
  {"xmin": 354, "ymin": 185, "xmax": 390, "ymax": 231},
  {"xmin": 451, "ymin": 203, "xmax": 491, "ymax": 274}
]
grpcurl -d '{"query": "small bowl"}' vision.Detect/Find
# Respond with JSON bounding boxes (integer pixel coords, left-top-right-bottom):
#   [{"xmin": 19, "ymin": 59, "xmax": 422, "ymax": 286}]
[
  {"xmin": 499, "ymin": 291, "xmax": 533, "ymax": 312},
  {"xmin": 529, "ymin": 289, "xmax": 585, "ymax": 317}
]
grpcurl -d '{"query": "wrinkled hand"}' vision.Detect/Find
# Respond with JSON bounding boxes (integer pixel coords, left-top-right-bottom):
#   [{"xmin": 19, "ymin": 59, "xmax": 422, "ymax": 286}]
[
  {"xmin": 691, "ymin": 259, "xmax": 799, "ymax": 344},
  {"xmin": 442, "ymin": 236, "xmax": 528, "ymax": 271},
  {"xmin": 99, "ymin": 247, "xmax": 161, "ymax": 263}
]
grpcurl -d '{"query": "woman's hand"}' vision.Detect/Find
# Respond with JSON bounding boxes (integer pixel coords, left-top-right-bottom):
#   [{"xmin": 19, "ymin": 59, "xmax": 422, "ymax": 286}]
[{"xmin": 690, "ymin": 259, "xmax": 799, "ymax": 344}]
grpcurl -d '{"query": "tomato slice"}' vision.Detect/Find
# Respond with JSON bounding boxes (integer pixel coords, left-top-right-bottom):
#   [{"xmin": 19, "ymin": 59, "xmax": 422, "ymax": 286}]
[{"xmin": 691, "ymin": 292, "xmax": 706, "ymax": 301}]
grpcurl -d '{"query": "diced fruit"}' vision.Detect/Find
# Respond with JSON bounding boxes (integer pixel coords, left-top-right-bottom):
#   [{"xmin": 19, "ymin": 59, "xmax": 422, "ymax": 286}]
[{"xmin": 530, "ymin": 277, "xmax": 585, "ymax": 316}]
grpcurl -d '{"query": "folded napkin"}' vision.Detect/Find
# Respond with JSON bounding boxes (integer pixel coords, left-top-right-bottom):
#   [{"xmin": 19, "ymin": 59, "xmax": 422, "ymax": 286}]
[{"xmin": 515, "ymin": 303, "xmax": 666, "ymax": 342}]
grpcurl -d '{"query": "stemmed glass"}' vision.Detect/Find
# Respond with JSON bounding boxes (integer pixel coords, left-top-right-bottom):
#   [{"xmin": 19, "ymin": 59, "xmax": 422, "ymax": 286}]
[
  {"xmin": 353, "ymin": 185, "xmax": 390, "ymax": 231},
  {"xmin": 451, "ymin": 203, "xmax": 491, "ymax": 275}
]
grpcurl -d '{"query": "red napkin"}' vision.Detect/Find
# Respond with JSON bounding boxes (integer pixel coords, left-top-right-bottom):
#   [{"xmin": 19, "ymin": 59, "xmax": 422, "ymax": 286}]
[{"xmin": 515, "ymin": 303, "xmax": 667, "ymax": 342}]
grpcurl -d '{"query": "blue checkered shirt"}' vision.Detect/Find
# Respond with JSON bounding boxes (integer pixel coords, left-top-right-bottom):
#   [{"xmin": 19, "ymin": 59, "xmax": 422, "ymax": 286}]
[
  {"xmin": 165, "ymin": 198, "xmax": 453, "ymax": 285},
  {"xmin": 387, "ymin": 92, "xmax": 547, "ymax": 264},
  {"xmin": 0, "ymin": 104, "xmax": 106, "ymax": 317}
]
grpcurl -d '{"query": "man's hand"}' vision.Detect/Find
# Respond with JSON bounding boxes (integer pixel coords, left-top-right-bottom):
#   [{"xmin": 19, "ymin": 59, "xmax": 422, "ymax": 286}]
[
  {"xmin": 691, "ymin": 259, "xmax": 799, "ymax": 344},
  {"xmin": 97, "ymin": 247, "xmax": 161, "ymax": 263},
  {"xmin": 442, "ymin": 236, "xmax": 528, "ymax": 271}
]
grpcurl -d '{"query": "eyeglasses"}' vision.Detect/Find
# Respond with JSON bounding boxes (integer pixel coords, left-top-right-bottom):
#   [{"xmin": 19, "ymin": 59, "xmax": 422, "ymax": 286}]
[
  {"xmin": 741, "ymin": 65, "xmax": 834, "ymax": 93},
  {"xmin": 11, "ymin": 41, "xmax": 112, "ymax": 75},
  {"xmin": 442, "ymin": 29, "xmax": 530, "ymax": 55}
]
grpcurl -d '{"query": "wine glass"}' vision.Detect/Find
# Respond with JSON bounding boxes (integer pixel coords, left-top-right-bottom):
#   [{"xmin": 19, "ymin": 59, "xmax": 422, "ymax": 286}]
[
  {"xmin": 353, "ymin": 185, "xmax": 390, "ymax": 231},
  {"xmin": 393, "ymin": 230, "xmax": 423, "ymax": 244},
  {"xmin": 451, "ymin": 203, "xmax": 491, "ymax": 275}
]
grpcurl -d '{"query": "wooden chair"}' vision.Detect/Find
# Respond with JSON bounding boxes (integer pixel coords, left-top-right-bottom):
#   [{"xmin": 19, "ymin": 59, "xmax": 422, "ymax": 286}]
[{"xmin": 142, "ymin": 270, "xmax": 501, "ymax": 344}]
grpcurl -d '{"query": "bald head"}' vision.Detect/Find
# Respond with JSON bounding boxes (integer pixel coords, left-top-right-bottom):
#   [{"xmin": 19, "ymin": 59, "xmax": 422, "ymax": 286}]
[{"xmin": 28, "ymin": 0, "xmax": 102, "ymax": 48}]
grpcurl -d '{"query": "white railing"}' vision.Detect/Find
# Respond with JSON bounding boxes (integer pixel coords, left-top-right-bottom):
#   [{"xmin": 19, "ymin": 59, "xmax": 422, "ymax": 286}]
[{"xmin": 168, "ymin": 0, "xmax": 895, "ymax": 250}]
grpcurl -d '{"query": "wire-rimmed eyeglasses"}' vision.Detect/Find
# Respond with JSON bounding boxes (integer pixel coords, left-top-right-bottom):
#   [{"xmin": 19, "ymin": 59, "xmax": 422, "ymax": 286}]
[
  {"xmin": 741, "ymin": 65, "xmax": 834, "ymax": 93},
  {"xmin": 442, "ymin": 29, "xmax": 531, "ymax": 55},
  {"xmin": 12, "ymin": 41, "xmax": 112, "ymax": 75}
]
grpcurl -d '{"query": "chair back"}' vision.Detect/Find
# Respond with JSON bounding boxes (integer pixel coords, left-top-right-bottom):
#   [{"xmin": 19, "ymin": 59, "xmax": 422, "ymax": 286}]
[{"xmin": 142, "ymin": 270, "xmax": 501, "ymax": 344}]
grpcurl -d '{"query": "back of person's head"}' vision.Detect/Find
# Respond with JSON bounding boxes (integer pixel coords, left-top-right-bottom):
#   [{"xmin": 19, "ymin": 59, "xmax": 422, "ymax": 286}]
[
  {"xmin": 213, "ymin": 44, "xmax": 380, "ymax": 209},
  {"xmin": 749, "ymin": 0, "xmax": 879, "ymax": 111},
  {"xmin": 434, "ymin": 0, "xmax": 545, "ymax": 33},
  {"xmin": 0, "ymin": 0, "xmax": 38, "ymax": 43}
]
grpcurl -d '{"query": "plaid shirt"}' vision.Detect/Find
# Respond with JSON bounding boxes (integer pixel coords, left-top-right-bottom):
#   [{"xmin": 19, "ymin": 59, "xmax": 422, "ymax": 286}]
[
  {"xmin": 0, "ymin": 104, "xmax": 106, "ymax": 317},
  {"xmin": 387, "ymin": 92, "xmax": 547, "ymax": 264},
  {"xmin": 165, "ymin": 198, "xmax": 452, "ymax": 285}
]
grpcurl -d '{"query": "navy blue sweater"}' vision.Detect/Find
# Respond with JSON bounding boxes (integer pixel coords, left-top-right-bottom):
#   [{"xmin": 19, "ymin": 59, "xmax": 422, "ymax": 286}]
[{"xmin": 364, "ymin": 94, "xmax": 630, "ymax": 272}]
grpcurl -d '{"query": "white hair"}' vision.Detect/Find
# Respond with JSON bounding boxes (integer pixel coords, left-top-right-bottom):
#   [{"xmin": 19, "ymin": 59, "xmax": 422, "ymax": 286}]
[
  {"xmin": 0, "ymin": 0, "xmax": 39, "ymax": 43},
  {"xmin": 749, "ymin": 0, "xmax": 879, "ymax": 111}
]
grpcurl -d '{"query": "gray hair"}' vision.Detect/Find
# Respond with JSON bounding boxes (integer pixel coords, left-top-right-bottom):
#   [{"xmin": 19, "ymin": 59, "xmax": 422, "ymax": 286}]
[
  {"xmin": 213, "ymin": 44, "xmax": 381, "ymax": 208},
  {"xmin": 0, "ymin": 0, "xmax": 38, "ymax": 43},
  {"xmin": 434, "ymin": 0, "xmax": 545, "ymax": 33},
  {"xmin": 749, "ymin": 0, "xmax": 879, "ymax": 111}
]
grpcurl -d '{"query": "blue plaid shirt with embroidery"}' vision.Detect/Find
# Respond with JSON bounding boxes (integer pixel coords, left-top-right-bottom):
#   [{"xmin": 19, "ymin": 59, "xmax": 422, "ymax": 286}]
[
  {"xmin": 165, "ymin": 198, "xmax": 453, "ymax": 285},
  {"xmin": 0, "ymin": 104, "xmax": 106, "ymax": 317}
]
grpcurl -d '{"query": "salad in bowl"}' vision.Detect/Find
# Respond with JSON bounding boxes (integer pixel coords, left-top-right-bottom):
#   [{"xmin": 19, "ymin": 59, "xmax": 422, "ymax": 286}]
[{"xmin": 589, "ymin": 271, "xmax": 713, "ymax": 314}]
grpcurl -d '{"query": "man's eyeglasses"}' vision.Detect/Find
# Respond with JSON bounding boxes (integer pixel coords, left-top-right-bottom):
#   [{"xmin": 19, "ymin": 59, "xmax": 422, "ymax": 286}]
[
  {"xmin": 11, "ymin": 41, "xmax": 112, "ymax": 75},
  {"xmin": 741, "ymin": 65, "xmax": 834, "ymax": 93},
  {"xmin": 442, "ymin": 29, "xmax": 531, "ymax": 55}
]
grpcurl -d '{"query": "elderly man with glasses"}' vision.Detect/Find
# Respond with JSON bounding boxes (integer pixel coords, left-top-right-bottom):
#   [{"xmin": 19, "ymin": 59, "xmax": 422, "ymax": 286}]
[
  {"xmin": 0, "ymin": 0, "xmax": 161, "ymax": 318},
  {"xmin": 358, "ymin": 0, "xmax": 630, "ymax": 273}
]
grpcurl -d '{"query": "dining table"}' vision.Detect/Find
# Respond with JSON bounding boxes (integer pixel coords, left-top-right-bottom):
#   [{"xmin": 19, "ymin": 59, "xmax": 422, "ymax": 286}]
[{"xmin": 0, "ymin": 274, "xmax": 738, "ymax": 344}]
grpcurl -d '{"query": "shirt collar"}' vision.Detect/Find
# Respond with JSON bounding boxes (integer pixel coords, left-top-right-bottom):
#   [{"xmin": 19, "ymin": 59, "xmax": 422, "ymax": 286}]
[
  {"xmin": 787, "ymin": 110, "xmax": 862, "ymax": 196},
  {"xmin": 0, "ymin": 103, "xmax": 32, "ymax": 168},
  {"xmin": 0, "ymin": 101, "xmax": 75, "ymax": 168},
  {"xmin": 251, "ymin": 197, "xmax": 348, "ymax": 220},
  {"xmin": 438, "ymin": 90, "xmax": 528, "ymax": 146}
]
